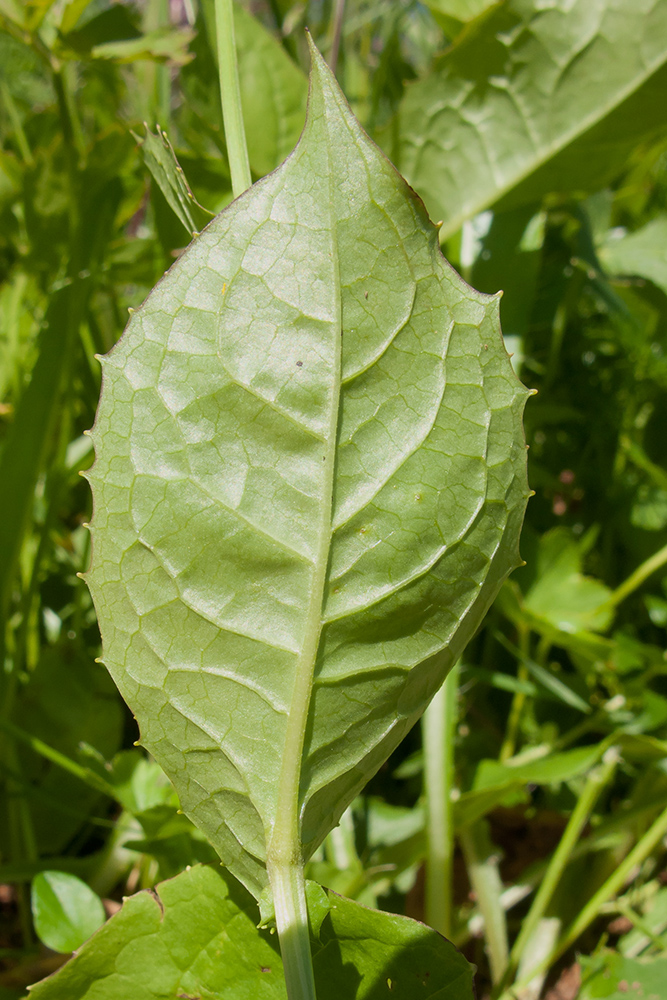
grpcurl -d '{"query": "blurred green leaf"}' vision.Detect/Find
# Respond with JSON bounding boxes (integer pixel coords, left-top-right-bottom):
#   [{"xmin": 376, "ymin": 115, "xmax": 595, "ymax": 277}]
[
  {"xmin": 398, "ymin": 0, "xmax": 667, "ymax": 234},
  {"xmin": 425, "ymin": 0, "xmax": 498, "ymax": 37},
  {"xmin": 2, "ymin": 646, "xmax": 123, "ymax": 854},
  {"xmin": 523, "ymin": 528, "xmax": 613, "ymax": 635},
  {"xmin": 580, "ymin": 948, "xmax": 667, "ymax": 999},
  {"xmin": 474, "ymin": 744, "xmax": 602, "ymax": 792},
  {"xmin": 631, "ymin": 485, "xmax": 667, "ymax": 532},
  {"xmin": 31, "ymin": 871, "xmax": 105, "ymax": 954},
  {"xmin": 91, "ymin": 27, "xmax": 195, "ymax": 65},
  {"xmin": 59, "ymin": 3, "xmax": 141, "ymax": 55},
  {"xmin": 618, "ymin": 885, "xmax": 667, "ymax": 957},
  {"xmin": 0, "ymin": 284, "xmax": 83, "ymax": 619},
  {"xmin": 600, "ymin": 218, "xmax": 667, "ymax": 296},
  {"xmin": 0, "ymin": 0, "xmax": 26, "ymax": 26}
]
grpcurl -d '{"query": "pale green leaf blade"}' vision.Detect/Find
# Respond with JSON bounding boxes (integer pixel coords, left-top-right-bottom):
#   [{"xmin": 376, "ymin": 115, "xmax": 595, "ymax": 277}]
[
  {"xmin": 86, "ymin": 44, "xmax": 530, "ymax": 900},
  {"xmin": 398, "ymin": 0, "xmax": 667, "ymax": 235},
  {"xmin": 31, "ymin": 871, "xmax": 105, "ymax": 954},
  {"xmin": 427, "ymin": 0, "xmax": 496, "ymax": 18},
  {"xmin": 28, "ymin": 866, "xmax": 475, "ymax": 999},
  {"xmin": 313, "ymin": 890, "xmax": 475, "ymax": 998}
]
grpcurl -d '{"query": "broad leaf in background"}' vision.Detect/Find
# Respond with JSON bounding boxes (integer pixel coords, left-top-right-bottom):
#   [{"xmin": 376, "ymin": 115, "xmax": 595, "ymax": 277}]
[
  {"xmin": 31, "ymin": 871, "xmax": 105, "ymax": 954},
  {"xmin": 397, "ymin": 0, "xmax": 667, "ymax": 235},
  {"xmin": 27, "ymin": 865, "xmax": 475, "ymax": 1000},
  {"xmin": 85, "ymin": 43, "xmax": 530, "ymax": 902},
  {"xmin": 600, "ymin": 218, "xmax": 667, "ymax": 296}
]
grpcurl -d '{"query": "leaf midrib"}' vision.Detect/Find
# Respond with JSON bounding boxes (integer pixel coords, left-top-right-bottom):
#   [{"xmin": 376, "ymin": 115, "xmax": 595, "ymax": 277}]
[{"xmin": 267, "ymin": 103, "xmax": 342, "ymax": 864}]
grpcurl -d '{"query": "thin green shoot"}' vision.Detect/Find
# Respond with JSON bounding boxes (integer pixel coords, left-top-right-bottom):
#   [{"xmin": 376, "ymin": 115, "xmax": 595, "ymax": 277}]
[
  {"xmin": 214, "ymin": 0, "xmax": 252, "ymax": 198},
  {"xmin": 423, "ymin": 662, "xmax": 460, "ymax": 938}
]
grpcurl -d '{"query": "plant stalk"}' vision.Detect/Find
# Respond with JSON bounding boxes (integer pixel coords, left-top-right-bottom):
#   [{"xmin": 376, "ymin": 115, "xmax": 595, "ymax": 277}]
[
  {"xmin": 268, "ymin": 858, "xmax": 317, "ymax": 1000},
  {"xmin": 460, "ymin": 820, "xmax": 509, "ymax": 985},
  {"xmin": 498, "ymin": 750, "xmax": 618, "ymax": 993},
  {"xmin": 499, "ymin": 625, "xmax": 530, "ymax": 762},
  {"xmin": 423, "ymin": 661, "xmax": 460, "ymax": 938},
  {"xmin": 500, "ymin": 801, "xmax": 667, "ymax": 999},
  {"xmin": 603, "ymin": 541, "xmax": 667, "ymax": 611},
  {"xmin": 214, "ymin": 0, "xmax": 252, "ymax": 198}
]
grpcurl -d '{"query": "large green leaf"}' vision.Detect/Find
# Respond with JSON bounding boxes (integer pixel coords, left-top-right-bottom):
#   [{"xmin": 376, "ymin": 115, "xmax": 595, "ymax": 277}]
[
  {"xmin": 27, "ymin": 865, "xmax": 475, "ymax": 999},
  {"xmin": 85, "ymin": 43, "xmax": 529, "ymax": 902},
  {"xmin": 397, "ymin": 0, "xmax": 667, "ymax": 235}
]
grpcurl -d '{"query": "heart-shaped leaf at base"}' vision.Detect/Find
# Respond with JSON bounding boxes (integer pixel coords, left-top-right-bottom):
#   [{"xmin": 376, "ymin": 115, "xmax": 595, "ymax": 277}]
[{"xmin": 27, "ymin": 864, "xmax": 475, "ymax": 1000}]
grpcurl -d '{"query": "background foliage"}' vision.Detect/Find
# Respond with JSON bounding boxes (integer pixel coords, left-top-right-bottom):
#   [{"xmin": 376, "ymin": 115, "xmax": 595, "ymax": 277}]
[{"xmin": 1, "ymin": 1, "xmax": 667, "ymax": 997}]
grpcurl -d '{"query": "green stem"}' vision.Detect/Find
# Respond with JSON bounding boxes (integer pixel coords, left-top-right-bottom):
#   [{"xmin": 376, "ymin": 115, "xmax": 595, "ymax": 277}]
[
  {"xmin": 214, "ymin": 0, "xmax": 251, "ymax": 198},
  {"xmin": 499, "ymin": 625, "xmax": 530, "ymax": 762},
  {"xmin": 0, "ymin": 717, "xmax": 117, "ymax": 799},
  {"xmin": 1, "ymin": 82, "xmax": 33, "ymax": 164},
  {"xmin": 499, "ymin": 750, "xmax": 618, "ymax": 993},
  {"xmin": 268, "ymin": 859, "xmax": 317, "ymax": 1000},
  {"xmin": 144, "ymin": 0, "xmax": 171, "ymax": 127},
  {"xmin": 423, "ymin": 661, "xmax": 460, "ymax": 938},
  {"xmin": 500, "ymin": 802, "xmax": 667, "ymax": 999},
  {"xmin": 602, "ymin": 542, "xmax": 667, "ymax": 612},
  {"xmin": 460, "ymin": 821, "xmax": 508, "ymax": 985}
]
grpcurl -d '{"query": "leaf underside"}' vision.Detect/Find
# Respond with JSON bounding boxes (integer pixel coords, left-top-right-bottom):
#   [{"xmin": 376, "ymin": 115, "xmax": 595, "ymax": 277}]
[{"xmin": 86, "ymin": 44, "xmax": 530, "ymax": 900}]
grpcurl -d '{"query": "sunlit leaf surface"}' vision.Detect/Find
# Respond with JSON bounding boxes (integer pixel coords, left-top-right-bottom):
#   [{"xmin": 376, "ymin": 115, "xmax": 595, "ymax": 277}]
[{"xmin": 86, "ymin": 45, "xmax": 530, "ymax": 900}]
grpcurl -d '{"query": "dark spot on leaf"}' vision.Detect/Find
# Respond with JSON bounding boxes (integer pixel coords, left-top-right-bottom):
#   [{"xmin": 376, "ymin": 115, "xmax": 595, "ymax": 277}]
[
  {"xmin": 296, "ymin": 360, "xmax": 303, "ymax": 367},
  {"xmin": 260, "ymin": 966, "xmax": 271, "ymax": 973},
  {"xmin": 364, "ymin": 290, "xmax": 369, "ymax": 299}
]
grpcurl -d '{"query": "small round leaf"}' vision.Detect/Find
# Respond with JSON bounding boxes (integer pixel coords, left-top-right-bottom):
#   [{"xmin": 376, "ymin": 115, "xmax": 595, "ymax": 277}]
[{"xmin": 31, "ymin": 871, "xmax": 106, "ymax": 953}]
